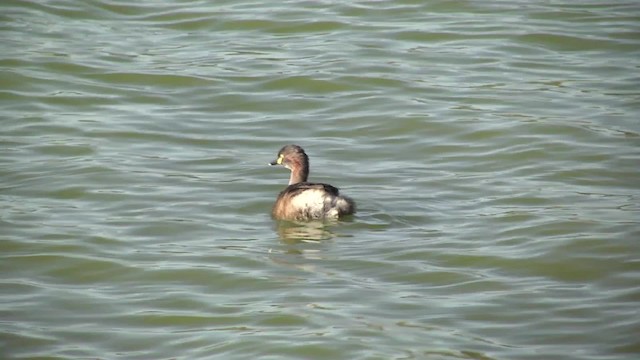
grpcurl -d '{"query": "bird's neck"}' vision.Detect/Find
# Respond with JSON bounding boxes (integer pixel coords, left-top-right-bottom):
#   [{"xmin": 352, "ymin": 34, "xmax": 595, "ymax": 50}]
[{"xmin": 288, "ymin": 160, "xmax": 309, "ymax": 185}]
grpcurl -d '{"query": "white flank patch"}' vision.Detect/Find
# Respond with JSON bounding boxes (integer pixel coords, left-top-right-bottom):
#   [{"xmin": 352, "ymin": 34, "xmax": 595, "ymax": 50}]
[
  {"xmin": 289, "ymin": 189, "xmax": 352, "ymax": 219},
  {"xmin": 290, "ymin": 189, "xmax": 326, "ymax": 209}
]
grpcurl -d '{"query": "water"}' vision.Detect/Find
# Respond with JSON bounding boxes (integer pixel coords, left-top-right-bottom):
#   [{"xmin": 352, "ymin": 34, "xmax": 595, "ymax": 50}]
[{"xmin": 1, "ymin": 1, "xmax": 639, "ymax": 359}]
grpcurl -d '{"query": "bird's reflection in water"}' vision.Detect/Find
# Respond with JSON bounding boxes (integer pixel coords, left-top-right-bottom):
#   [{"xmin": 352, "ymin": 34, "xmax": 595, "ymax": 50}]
[
  {"xmin": 269, "ymin": 218, "xmax": 355, "ymax": 269},
  {"xmin": 276, "ymin": 220, "xmax": 336, "ymax": 244},
  {"xmin": 268, "ymin": 220, "xmax": 339, "ymax": 266}
]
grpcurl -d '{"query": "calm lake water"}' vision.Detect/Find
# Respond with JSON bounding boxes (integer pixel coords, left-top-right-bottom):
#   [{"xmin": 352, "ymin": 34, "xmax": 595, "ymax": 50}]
[{"xmin": 1, "ymin": 1, "xmax": 639, "ymax": 359}]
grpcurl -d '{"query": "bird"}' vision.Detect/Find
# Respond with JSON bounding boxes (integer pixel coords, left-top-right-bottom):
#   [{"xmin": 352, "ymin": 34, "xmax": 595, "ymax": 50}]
[{"xmin": 269, "ymin": 144, "xmax": 355, "ymax": 221}]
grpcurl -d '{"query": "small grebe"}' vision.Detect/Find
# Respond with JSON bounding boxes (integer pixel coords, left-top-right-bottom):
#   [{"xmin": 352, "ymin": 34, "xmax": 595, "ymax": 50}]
[{"xmin": 269, "ymin": 145, "xmax": 355, "ymax": 221}]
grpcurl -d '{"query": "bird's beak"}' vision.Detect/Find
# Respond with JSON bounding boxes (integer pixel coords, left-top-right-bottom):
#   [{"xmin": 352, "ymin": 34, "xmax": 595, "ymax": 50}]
[{"xmin": 269, "ymin": 154, "xmax": 284, "ymax": 166}]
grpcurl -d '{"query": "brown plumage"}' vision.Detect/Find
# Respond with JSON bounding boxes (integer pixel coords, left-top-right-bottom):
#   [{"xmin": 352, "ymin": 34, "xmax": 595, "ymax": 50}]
[{"xmin": 269, "ymin": 145, "xmax": 355, "ymax": 221}]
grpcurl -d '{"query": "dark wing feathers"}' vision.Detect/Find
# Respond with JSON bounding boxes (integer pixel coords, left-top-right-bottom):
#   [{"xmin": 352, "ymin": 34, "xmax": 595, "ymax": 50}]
[{"xmin": 280, "ymin": 182, "xmax": 340, "ymax": 197}]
